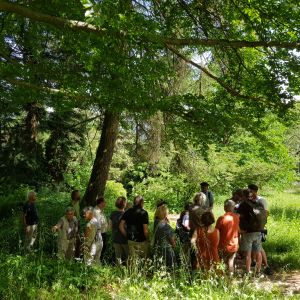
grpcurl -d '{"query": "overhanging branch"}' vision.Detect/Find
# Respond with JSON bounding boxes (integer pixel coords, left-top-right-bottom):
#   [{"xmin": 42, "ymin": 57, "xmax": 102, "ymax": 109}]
[
  {"xmin": 0, "ymin": 1, "xmax": 118, "ymax": 37},
  {"xmin": 166, "ymin": 45, "xmax": 264, "ymax": 102},
  {"xmin": 0, "ymin": 1, "xmax": 299, "ymax": 50},
  {"xmin": 3, "ymin": 78, "xmax": 88, "ymax": 102},
  {"xmin": 162, "ymin": 38, "xmax": 300, "ymax": 50}
]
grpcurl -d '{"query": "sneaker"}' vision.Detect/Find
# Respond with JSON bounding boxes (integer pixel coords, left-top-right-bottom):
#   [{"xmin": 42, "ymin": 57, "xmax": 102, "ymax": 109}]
[{"xmin": 264, "ymin": 266, "xmax": 274, "ymax": 276}]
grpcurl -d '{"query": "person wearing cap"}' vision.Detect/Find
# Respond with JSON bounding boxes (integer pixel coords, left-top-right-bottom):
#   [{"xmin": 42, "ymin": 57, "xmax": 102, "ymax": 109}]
[
  {"xmin": 200, "ymin": 182, "xmax": 214, "ymax": 209},
  {"xmin": 52, "ymin": 207, "xmax": 78, "ymax": 260},
  {"xmin": 23, "ymin": 191, "xmax": 39, "ymax": 251}
]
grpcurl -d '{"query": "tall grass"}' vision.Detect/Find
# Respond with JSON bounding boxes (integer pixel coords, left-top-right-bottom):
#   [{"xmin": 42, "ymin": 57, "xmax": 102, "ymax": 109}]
[
  {"xmin": 0, "ymin": 252, "xmax": 286, "ymax": 299},
  {"xmin": 0, "ymin": 187, "xmax": 299, "ymax": 299},
  {"xmin": 262, "ymin": 188, "xmax": 300, "ymax": 270}
]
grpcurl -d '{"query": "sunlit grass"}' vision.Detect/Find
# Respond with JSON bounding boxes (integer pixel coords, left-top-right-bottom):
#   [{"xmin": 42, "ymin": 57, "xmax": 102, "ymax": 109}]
[{"xmin": 0, "ymin": 188, "xmax": 299, "ymax": 299}]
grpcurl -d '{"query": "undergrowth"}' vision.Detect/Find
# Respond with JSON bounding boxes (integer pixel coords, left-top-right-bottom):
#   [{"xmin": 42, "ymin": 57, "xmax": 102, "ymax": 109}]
[{"xmin": 0, "ymin": 187, "xmax": 299, "ymax": 299}]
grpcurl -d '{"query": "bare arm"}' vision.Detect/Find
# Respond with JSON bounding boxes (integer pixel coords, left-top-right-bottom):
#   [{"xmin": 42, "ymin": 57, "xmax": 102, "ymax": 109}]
[
  {"xmin": 84, "ymin": 226, "xmax": 91, "ymax": 239},
  {"xmin": 190, "ymin": 229, "xmax": 197, "ymax": 245},
  {"xmin": 52, "ymin": 219, "xmax": 63, "ymax": 232},
  {"xmin": 143, "ymin": 224, "xmax": 149, "ymax": 240},
  {"xmin": 215, "ymin": 228, "xmax": 220, "ymax": 246},
  {"xmin": 52, "ymin": 223, "xmax": 62, "ymax": 232},
  {"xmin": 119, "ymin": 220, "xmax": 127, "ymax": 237}
]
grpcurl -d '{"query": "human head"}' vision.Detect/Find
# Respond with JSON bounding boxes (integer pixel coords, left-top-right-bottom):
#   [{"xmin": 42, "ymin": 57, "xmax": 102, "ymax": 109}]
[
  {"xmin": 71, "ymin": 190, "xmax": 80, "ymax": 202},
  {"xmin": 193, "ymin": 192, "xmax": 206, "ymax": 207},
  {"xmin": 28, "ymin": 191, "xmax": 37, "ymax": 202},
  {"xmin": 115, "ymin": 196, "xmax": 127, "ymax": 210},
  {"xmin": 96, "ymin": 197, "xmax": 106, "ymax": 209},
  {"xmin": 248, "ymin": 184, "xmax": 259, "ymax": 200},
  {"xmin": 133, "ymin": 195, "xmax": 144, "ymax": 207},
  {"xmin": 65, "ymin": 207, "xmax": 75, "ymax": 221},
  {"xmin": 232, "ymin": 189, "xmax": 243, "ymax": 203},
  {"xmin": 200, "ymin": 182, "xmax": 209, "ymax": 193},
  {"xmin": 83, "ymin": 206, "xmax": 94, "ymax": 220},
  {"xmin": 201, "ymin": 211, "xmax": 215, "ymax": 227},
  {"xmin": 156, "ymin": 199, "xmax": 167, "ymax": 208},
  {"xmin": 242, "ymin": 189, "xmax": 250, "ymax": 201},
  {"xmin": 125, "ymin": 202, "xmax": 132, "ymax": 210},
  {"xmin": 184, "ymin": 202, "xmax": 193, "ymax": 211},
  {"xmin": 155, "ymin": 204, "xmax": 169, "ymax": 221},
  {"xmin": 224, "ymin": 200, "xmax": 235, "ymax": 213}
]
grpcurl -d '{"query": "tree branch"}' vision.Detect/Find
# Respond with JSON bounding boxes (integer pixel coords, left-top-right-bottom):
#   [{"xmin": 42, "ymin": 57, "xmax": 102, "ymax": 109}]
[
  {"xmin": 3, "ymin": 78, "xmax": 88, "ymax": 101},
  {"xmin": 0, "ymin": 1, "xmax": 299, "ymax": 50},
  {"xmin": 165, "ymin": 44, "xmax": 264, "ymax": 102},
  {"xmin": 0, "ymin": 1, "xmax": 117, "ymax": 37}
]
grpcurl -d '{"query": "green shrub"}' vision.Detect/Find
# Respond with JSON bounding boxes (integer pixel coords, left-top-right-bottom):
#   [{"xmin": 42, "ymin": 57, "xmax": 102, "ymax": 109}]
[
  {"xmin": 133, "ymin": 175, "xmax": 197, "ymax": 211},
  {"xmin": 104, "ymin": 180, "xmax": 127, "ymax": 212}
]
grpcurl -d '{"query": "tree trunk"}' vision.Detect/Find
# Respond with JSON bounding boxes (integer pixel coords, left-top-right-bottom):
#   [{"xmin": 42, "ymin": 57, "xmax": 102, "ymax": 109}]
[
  {"xmin": 23, "ymin": 102, "xmax": 39, "ymax": 155},
  {"xmin": 83, "ymin": 111, "xmax": 119, "ymax": 206},
  {"xmin": 147, "ymin": 112, "xmax": 163, "ymax": 165}
]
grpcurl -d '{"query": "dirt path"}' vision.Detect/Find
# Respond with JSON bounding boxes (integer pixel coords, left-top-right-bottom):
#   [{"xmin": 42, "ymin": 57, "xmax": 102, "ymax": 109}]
[
  {"xmin": 245, "ymin": 270, "xmax": 300, "ymax": 297},
  {"xmin": 267, "ymin": 271, "xmax": 300, "ymax": 296}
]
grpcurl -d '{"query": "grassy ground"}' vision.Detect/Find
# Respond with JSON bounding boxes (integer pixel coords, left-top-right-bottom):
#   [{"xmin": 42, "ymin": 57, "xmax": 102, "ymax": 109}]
[
  {"xmin": 0, "ymin": 188, "xmax": 299, "ymax": 299},
  {"xmin": 263, "ymin": 188, "xmax": 300, "ymax": 270}
]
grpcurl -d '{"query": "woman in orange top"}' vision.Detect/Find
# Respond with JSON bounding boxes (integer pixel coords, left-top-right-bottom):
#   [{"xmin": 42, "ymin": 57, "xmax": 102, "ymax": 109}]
[{"xmin": 191, "ymin": 211, "xmax": 220, "ymax": 270}]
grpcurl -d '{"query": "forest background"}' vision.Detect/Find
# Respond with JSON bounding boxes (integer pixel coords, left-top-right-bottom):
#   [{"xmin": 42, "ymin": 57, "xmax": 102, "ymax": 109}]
[{"xmin": 0, "ymin": 0, "xmax": 300, "ymax": 299}]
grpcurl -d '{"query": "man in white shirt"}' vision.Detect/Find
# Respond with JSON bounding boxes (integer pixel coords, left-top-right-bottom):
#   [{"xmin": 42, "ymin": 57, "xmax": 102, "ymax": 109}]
[{"xmin": 94, "ymin": 197, "xmax": 108, "ymax": 261}]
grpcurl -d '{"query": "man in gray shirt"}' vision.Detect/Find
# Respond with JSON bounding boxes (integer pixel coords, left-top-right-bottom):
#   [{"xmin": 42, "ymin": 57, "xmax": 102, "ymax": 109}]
[{"xmin": 200, "ymin": 182, "xmax": 214, "ymax": 209}]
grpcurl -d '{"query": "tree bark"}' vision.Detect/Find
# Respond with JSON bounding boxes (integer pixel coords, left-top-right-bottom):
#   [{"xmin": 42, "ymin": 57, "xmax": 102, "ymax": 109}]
[
  {"xmin": 24, "ymin": 102, "xmax": 39, "ymax": 152},
  {"xmin": 147, "ymin": 112, "xmax": 163, "ymax": 165},
  {"xmin": 82, "ymin": 111, "xmax": 119, "ymax": 206}
]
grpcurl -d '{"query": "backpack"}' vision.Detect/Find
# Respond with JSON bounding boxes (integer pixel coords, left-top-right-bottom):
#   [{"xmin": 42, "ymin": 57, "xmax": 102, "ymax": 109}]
[
  {"xmin": 175, "ymin": 218, "xmax": 190, "ymax": 244},
  {"xmin": 246, "ymin": 200, "xmax": 267, "ymax": 232}
]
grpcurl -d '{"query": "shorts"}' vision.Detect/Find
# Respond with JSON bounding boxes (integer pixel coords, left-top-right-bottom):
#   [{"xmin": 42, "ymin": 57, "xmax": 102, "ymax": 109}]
[{"xmin": 240, "ymin": 232, "xmax": 262, "ymax": 253}]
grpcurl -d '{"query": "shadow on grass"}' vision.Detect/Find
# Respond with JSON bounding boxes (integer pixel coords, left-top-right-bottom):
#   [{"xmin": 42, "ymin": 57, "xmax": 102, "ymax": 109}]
[
  {"xmin": 270, "ymin": 206, "xmax": 300, "ymax": 221},
  {"xmin": 264, "ymin": 237, "xmax": 300, "ymax": 270}
]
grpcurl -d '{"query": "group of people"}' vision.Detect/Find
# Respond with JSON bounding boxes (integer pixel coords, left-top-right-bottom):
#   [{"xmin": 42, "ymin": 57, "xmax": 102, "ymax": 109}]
[
  {"xmin": 173, "ymin": 182, "xmax": 271, "ymax": 275},
  {"xmin": 22, "ymin": 182, "xmax": 272, "ymax": 275}
]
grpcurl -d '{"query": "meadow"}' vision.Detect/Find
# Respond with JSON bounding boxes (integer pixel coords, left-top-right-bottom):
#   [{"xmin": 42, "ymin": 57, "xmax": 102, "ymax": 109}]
[{"xmin": 0, "ymin": 187, "xmax": 299, "ymax": 299}]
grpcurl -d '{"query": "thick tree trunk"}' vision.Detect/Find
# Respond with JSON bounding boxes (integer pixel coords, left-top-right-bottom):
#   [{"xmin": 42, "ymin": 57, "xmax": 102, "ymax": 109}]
[{"xmin": 83, "ymin": 111, "xmax": 119, "ymax": 206}]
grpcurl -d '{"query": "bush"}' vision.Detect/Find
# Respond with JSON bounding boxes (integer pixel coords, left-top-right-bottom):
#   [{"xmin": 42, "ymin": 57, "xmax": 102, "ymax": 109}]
[
  {"xmin": 133, "ymin": 175, "xmax": 197, "ymax": 211},
  {"xmin": 104, "ymin": 180, "xmax": 127, "ymax": 211}
]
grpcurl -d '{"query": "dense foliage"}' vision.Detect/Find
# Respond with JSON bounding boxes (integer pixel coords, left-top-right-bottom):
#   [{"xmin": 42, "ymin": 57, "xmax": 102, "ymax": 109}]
[{"xmin": 0, "ymin": 0, "xmax": 299, "ymax": 203}]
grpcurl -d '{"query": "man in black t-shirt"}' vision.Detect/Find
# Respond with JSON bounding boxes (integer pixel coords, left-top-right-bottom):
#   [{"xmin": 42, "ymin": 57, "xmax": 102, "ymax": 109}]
[
  {"xmin": 119, "ymin": 195, "xmax": 149, "ymax": 259},
  {"xmin": 23, "ymin": 191, "xmax": 39, "ymax": 251}
]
